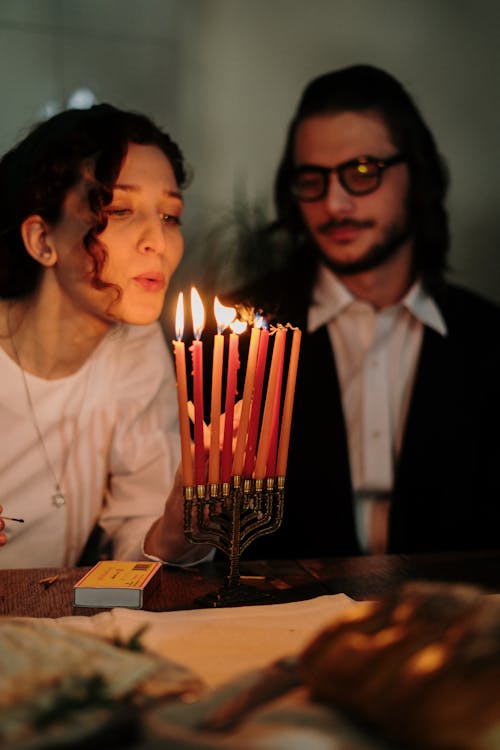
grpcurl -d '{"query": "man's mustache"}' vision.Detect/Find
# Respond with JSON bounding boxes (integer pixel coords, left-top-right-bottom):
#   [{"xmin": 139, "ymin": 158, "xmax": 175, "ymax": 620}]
[{"xmin": 318, "ymin": 218, "xmax": 374, "ymax": 233}]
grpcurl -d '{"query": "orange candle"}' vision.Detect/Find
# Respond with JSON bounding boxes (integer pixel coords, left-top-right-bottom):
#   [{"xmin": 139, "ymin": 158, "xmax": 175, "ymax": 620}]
[
  {"xmin": 254, "ymin": 326, "xmax": 287, "ymax": 480},
  {"xmin": 231, "ymin": 323, "xmax": 261, "ymax": 477},
  {"xmin": 265, "ymin": 345, "xmax": 285, "ymax": 477},
  {"xmin": 208, "ymin": 298, "xmax": 235, "ymax": 485},
  {"xmin": 190, "ymin": 287, "xmax": 205, "ymax": 486},
  {"xmin": 243, "ymin": 327, "xmax": 269, "ymax": 478},
  {"xmin": 173, "ymin": 293, "xmax": 194, "ymax": 487},
  {"xmin": 276, "ymin": 326, "xmax": 302, "ymax": 477},
  {"xmin": 220, "ymin": 319, "xmax": 246, "ymax": 483}
]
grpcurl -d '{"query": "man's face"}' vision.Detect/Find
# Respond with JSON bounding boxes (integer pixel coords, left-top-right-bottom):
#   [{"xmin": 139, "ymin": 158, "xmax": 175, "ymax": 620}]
[{"xmin": 293, "ymin": 111, "xmax": 411, "ymax": 276}]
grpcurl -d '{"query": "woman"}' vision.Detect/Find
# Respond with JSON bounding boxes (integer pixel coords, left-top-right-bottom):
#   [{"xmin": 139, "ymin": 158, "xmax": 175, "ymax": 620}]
[{"xmin": 0, "ymin": 103, "xmax": 211, "ymax": 568}]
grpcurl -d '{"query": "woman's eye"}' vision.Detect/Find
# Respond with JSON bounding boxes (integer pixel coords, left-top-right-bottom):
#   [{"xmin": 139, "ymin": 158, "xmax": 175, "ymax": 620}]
[
  {"xmin": 105, "ymin": 207, "xmax": 131, "ymax": 218},
  {"xmin": 160, "ymin": 213, "xmax": 182, "ymax": 226}
]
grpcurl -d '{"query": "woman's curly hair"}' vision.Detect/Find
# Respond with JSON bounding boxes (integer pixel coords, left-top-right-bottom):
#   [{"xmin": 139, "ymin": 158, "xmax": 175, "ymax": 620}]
[{"xmin": 0, "ymin": 103, "xmax": 189, "ymax": 299}]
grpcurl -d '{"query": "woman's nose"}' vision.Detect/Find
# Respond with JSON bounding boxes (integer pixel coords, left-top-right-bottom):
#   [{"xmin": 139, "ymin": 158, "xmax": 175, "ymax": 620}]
[{"xmin": 139, "ymin": 214, "xmax": 167, "ymax": 254}]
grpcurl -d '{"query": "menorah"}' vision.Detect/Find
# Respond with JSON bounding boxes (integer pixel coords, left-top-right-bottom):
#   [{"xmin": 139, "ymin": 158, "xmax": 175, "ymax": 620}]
[
  {"xmin": 172, "ymin": 289, "xmax": 301, "ymax": 607},
  {"xmin": 184, "ymin": 475, "xmax": 285, "ymax": 606}
]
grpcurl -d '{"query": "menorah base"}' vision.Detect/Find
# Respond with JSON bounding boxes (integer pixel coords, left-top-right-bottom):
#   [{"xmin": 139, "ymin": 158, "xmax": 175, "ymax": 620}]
[{"xmin": 194, "ymin": 582, "xmax": 276, "ymax": 608}]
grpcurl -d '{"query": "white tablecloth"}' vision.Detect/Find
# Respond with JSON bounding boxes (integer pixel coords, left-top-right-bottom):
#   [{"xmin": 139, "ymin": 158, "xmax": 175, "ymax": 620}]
[{"xmin": 57, "ymin": 594, "xmax": 359, "ymax": 688}]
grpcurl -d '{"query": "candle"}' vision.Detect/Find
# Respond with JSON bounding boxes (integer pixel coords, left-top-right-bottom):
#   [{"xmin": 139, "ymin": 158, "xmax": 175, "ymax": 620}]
[
  {"xmin": 190, "ymin": 287, "xmax": 205, "ymax": 485},
  {"xmin": 265, "ymin": 343, "xmax": 285, "ymax": 477},
  {"xmin": 243, "ymin": 326, "xmax": 269, "ymax": 478},
  {"xmin": 172, "ymin": 292, "xmax": 194, "ymax": 487},
  {"xmin": 231, "ymin": 322, "xmax": 261, "ymax": 477},
  {"xmin": 220, "ymin": 318, "xmax": 246, "ymax": 484},
  {"xmin": 208, "ymin": 298, "xmax": 235, "ymax": 485},
  {"xmin": 254, "ymin": 326, "xmax": 287, "ymax": 480},
  {"xmin": 276, "ymin": 326, "xmax": 302, "ymax": 477}
]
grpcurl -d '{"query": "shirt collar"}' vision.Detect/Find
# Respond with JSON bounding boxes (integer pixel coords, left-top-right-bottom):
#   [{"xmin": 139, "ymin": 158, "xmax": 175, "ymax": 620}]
[
  {"xmin": 402, "ymin": 281, "xmax": 447, "ymax": 336},
  {"xmin": 307, "ymin": 264, "xmax": 448, "ymax": 336},
  {"xmin": 308, "ymin": 266, "xmax": 354, "ymax": 332}
]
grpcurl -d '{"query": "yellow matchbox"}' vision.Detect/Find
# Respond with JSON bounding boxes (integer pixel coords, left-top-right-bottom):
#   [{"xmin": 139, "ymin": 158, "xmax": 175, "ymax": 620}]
[{"xmin": 73, "ymin": 560, "xmax": 162, "ymax": 609}]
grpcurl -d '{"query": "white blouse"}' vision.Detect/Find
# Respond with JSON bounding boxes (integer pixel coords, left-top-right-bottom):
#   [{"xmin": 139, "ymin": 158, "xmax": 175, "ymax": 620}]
[{"xmin": 0, "ymin": 322, "xmax": 181, "ymax": 568}]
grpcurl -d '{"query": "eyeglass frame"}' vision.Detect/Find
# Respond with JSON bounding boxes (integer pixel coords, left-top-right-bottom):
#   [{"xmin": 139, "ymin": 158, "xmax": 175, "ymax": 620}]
[{"xmin": 290, "ymin": 153, "xmax": 406, "ymax": 201}]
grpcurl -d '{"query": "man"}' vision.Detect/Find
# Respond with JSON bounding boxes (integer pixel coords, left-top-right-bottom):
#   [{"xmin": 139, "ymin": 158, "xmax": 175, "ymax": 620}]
[{"xmin": 223, "ymin": 64, "xmax": 500, "ymax": 558}]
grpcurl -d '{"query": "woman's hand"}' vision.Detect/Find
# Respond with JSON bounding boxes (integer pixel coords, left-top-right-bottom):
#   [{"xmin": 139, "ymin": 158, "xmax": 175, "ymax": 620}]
[
  {"xmin": 143, "ymin": 464, "xmax": 214, "ymax": 565},
  {"xmin": 0, "ymin": 504, "xmax": 7, "ymax": 547},
  {"xmin": 188, "ymin": 399, "xmax": 243, "ymax": 453},
  {"xmin": 144, "ymin": 400, "xmax": 243, "ymax": 565}
]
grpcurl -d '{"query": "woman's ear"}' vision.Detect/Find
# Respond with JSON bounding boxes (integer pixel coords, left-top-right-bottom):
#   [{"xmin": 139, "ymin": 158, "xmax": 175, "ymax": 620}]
[{"xmin": 20, "ymin": 216, "xmax": 57, "ymax": 267}]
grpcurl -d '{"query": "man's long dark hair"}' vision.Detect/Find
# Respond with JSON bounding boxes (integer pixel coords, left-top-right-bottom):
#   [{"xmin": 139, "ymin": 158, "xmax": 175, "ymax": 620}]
[{"xmin": 270, "ymin": 64, "xmax": 450, "ymax": 296}]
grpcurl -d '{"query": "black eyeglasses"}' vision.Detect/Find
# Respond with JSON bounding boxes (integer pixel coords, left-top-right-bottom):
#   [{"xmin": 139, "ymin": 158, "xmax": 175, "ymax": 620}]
[{"xmin": 290, "ymin": 154, "xmax": 406, "ymax": 201}]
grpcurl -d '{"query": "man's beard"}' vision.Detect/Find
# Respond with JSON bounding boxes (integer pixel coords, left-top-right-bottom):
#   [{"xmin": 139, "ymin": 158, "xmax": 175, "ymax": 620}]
[{"xmin": 317, "ymin": 221, "xmax": 412, "ymax": 276}]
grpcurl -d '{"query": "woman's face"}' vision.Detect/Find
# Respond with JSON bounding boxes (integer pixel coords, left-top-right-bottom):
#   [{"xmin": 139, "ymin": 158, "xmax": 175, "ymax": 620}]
[{"xmin": 47, "ymin": 143, "xmax": 184, "ymax": 326}]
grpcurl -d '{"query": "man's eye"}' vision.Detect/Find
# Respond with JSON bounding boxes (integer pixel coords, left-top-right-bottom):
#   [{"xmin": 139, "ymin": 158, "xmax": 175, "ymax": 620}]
[
  {"xmin": 160, "ymin": 213, "xmax": 182, "ymax": 226},
  {"xmin": 354, "ymin": 163, "xmax": 378, "ymax": 178},
  {"xmin": 298, "ymin": 173, "xmax": 323, "ymax": 188}
]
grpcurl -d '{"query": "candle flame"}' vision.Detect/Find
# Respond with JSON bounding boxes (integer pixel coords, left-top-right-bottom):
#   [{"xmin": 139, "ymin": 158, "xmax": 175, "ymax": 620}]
[
  {"xmin": 191, "ymin": 287, "xmax": 205, "ymax": 340},
  {"xmin": 175, "ymin": 292, "xmax": 184, "ymax": 340},
  {"xmin": 214, "ymin": 297, "xmax": 236, "ymax": 333},
  {"xmin": 230, "ymin": 319, "xmax": 247, "ymax": 335}
]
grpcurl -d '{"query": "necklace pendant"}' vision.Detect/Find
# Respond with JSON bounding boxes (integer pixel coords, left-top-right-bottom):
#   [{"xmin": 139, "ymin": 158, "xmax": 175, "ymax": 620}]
[{"xmin": 52, "ymin": 488, "xmax": 66, "ymax": 508}]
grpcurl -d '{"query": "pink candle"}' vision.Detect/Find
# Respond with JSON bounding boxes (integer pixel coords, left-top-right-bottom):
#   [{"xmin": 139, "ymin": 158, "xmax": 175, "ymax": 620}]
[
  {"xmin": 220, "ymin": 320, "xmax": 246, "ymax": 483},
  {"xmin": 243, "ymin": 327, "xmax": 269, "ymax": 478},
  {"xmin": 232, "ymin": 324, "xmax": 261, "ymax": 477},
  {"xmin": 276, "ymin": 327, "xmax": 302, "ymax": 477},
  {"xmin": 254, "ymin": 327, "xmax": 287, "ymax": 480},
  {"xmin": 265, "ymin": 345, "xmax": 285, "ymax": 477},
  {"xmin": 190, "ymin": 287, "xmax": 205, "ymax": 485},
  {"xmin": 172, "ymin": 294, "xmax": 194, "ymax": 487},
  {"xmin": 208, "ymin": 332, "xmax": 224, "ymax": 485}
]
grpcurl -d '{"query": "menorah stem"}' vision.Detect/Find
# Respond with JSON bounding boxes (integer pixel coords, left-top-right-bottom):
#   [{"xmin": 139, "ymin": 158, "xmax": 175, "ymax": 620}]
[
  {"xmin": 226, "ymin": 478, "xmax": 242, "ymax": 587},
  {"xmin": 227, "ymin": 552, "xmax": 240, "ymax": 587}
]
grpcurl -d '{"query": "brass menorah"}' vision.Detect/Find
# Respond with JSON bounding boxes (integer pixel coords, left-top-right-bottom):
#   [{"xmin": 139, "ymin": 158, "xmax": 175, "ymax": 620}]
[
  {"xmin": 184, "ymin": 475, "xmax": 285, "ymax": 606},
  {"xmin": 172, "ymin": 292, "xmax": 302, "ymax": 607}
]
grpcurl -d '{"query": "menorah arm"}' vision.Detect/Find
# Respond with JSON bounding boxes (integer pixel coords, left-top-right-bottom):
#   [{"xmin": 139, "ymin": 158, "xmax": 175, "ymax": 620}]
[{"xmin": 184, "ymin": 478, "xmax": 285, "ymax": 593}]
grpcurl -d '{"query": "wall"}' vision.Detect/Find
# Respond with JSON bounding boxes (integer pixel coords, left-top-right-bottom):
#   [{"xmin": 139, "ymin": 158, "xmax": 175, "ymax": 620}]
[{"xmin": 1, "ymin": 0, "xmax": 499, "ymax": 305}]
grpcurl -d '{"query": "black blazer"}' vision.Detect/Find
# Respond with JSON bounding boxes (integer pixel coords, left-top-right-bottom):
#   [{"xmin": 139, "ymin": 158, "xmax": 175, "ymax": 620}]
[{"xmin": 174, "ymin": 276, "xmax": 500, "ymax": 559}]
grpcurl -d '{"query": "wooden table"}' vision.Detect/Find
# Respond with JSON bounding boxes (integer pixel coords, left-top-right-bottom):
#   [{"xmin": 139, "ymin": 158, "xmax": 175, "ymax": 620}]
[
  {"xmin": 2, "ymin": 549, "xmax": 500, "ymax": 618},
  {"xmin": 301, "ymin": 548, "xmax": 500, "ymax": 598}
]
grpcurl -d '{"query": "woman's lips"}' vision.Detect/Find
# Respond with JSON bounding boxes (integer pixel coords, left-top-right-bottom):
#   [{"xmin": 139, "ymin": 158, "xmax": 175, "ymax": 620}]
[{"xmin": 133, "ymin": 273, "xmax": 165, "ymax": 292}]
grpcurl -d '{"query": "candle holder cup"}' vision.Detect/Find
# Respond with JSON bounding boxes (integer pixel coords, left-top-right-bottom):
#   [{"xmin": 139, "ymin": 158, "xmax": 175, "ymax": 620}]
[{"xmin": 184, "ymin": 475, "xmax": 285, "ymax": 607}]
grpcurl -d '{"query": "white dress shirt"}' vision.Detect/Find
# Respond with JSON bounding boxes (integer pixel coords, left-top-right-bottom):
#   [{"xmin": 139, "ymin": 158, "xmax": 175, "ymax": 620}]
[{"xmin": 308, "ymin": 264, "xmax": 447, "ymax": 554}]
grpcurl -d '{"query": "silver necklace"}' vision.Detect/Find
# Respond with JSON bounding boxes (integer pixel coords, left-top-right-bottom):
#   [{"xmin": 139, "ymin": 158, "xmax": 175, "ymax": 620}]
[{"xmin": 7, "ymin": 305, "xmax": 87, "ymax": 509}]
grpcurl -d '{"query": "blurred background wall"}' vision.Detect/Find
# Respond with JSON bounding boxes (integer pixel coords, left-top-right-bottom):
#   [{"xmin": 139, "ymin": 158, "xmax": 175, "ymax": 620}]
[{"xmin": 1, "ymin": 0, "xmax": 499, "ymax": 313}]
